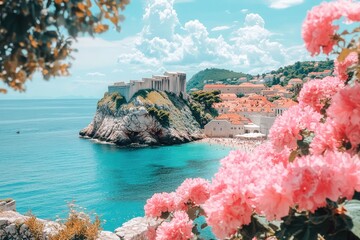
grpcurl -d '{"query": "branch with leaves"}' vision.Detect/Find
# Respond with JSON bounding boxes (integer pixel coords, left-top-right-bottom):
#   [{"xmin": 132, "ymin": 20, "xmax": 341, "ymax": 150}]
[{"xmin": 0, "ymin": 0, "xmax": 129, "ymax": 93}]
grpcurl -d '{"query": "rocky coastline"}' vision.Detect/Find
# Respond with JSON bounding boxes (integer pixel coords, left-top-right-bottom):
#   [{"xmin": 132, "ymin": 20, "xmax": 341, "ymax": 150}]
[
  {"xmin": 80, "ymin": 90, "xmax": 205, "ymax": 147},
  {"xmin": 0, "ymin": 201, "xmax": 159, "ymax": 240}
]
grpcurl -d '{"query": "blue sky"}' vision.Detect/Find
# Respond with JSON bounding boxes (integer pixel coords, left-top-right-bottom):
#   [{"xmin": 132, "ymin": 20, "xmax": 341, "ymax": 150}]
[{"xmin": 4, "ymin": 0, "xmax": 325, "ymax": 99}]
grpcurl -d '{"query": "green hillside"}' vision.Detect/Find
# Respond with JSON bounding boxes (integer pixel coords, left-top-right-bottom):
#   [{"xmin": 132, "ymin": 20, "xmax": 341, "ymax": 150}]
[
  {"xmin": 186, "ymin": 61, "xmax": 334, "ymax": 91},
  {"xmin": 268, "ymin": 60, "xmax": 334, "ymax": 86},
  {"xmin": 186, "ymin": 68, "xmax": 252, "ymax": 91}
]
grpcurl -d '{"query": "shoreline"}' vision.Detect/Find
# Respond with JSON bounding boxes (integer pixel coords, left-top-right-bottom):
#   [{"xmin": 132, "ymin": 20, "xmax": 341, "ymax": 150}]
[{"xmin": 195, "ymin": 138, "xmax": 265, "ymax": 152}]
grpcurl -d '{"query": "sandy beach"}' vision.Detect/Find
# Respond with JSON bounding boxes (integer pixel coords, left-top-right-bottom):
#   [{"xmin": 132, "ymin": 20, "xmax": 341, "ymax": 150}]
[{"xmin": 196, "ymin": 138, "xmax": 265, "ymax": 152}]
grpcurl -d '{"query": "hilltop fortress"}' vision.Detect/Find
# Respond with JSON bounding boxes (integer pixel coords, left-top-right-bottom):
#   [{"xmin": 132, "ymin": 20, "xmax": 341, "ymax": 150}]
[{"xmin": 108, "ymin": 72, "xmax": 187, "ymax": 101}]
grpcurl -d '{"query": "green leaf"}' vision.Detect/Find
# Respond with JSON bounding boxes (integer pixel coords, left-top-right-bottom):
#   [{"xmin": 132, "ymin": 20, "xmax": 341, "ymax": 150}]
[
  {"xmin": 160, "ymin": 211, "xmax": 170, "ymax": 219},
  {"xmin": 344, "ymin": 200, "xmax": 360, "ymax": 238}
]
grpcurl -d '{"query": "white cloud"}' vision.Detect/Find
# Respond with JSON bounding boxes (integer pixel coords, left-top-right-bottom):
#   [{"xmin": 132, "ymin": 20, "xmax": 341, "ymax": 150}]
[
  {"xmin": 267, "ymin": 0, "xmax": 304, "ymax": 9},
  {"xmin": 86, "ymin": 72, "xmax": 106, "ymax": 77},
  {"xmin": 244, "ymin": 13, "xmax": 265, "ymax": 28},
  {"xmin": 114, "ymin": 0, "xmax": 312, "ymax": 76},
  {"xmin": 241, "ymin": 9, "xmax": 249, "ymax": 13},
  {"xmin": 211, "ymin": 25, "xmax": 231, "ymax": 32}
]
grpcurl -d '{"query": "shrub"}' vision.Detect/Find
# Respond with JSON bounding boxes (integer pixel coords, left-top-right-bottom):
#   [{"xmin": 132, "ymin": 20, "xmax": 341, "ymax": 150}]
[
  {"xmin": 50, "ymin": 206, "xmax": 101, "ymax": 240},
  {"xmin": 24, "ymin": 215, "xmax": 44, "ymax": 240},
  {"xmin": 97, "ymin": 92, "xmax": 126, "ymax": 113},
  {"xmin": 147, "ymin": 107, "xmax": 170, "ymax": 126}
]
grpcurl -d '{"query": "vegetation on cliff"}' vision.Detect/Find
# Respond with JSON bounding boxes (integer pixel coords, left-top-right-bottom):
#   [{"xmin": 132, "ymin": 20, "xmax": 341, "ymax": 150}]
[
  {"xmin": 97, "ymin": 92, "xmax": 127, "ymax": 115},
  {"xmin": 188, "ymin": 90, "xmax": 221, "ymax": 128},
  {"xmin": 186, "ymin": 68, "xmax": 252, "ymax": 91}
]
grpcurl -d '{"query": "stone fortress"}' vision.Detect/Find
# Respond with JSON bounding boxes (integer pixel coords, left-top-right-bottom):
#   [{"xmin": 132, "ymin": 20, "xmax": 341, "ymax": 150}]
[{"xmin": 108, "ymin": 72, "xmax": 187, "ymax": 101}]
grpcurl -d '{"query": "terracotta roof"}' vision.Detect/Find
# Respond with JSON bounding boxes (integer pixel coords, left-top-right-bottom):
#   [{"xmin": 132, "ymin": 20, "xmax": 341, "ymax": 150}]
[
  {"xmin": 204, "ymin": 84, "xmax": 226, "ymax": 88},
  {"xmin": 216, "ymin": 113, "xmax": 250, "ymax": 125},
  {"xmin": 239, "ymin": 83, "xmax": 265, "ymax": 88},
  {"xmin": 274, "ymin": 99, "xmax": 297, "ymax": 108}
]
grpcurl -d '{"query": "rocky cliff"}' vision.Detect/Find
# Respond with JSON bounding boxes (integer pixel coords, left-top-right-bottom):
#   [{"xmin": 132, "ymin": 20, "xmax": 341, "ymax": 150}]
[{"xmin": 80, "ymin": 90, "xmax": 205, "ymax": 147}]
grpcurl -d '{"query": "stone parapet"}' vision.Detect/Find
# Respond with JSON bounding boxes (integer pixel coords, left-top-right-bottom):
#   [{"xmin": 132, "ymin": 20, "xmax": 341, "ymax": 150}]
[{"xmin": 0, "ymin": 199, "xmax": 16, "ymax": 212}]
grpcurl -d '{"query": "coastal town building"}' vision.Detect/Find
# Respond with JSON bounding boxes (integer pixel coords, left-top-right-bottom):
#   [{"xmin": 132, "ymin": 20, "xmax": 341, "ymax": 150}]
[
  {"xmin": 288, "ymin": 78, "xmax": 303, "ymax": 86},
  {"xmin": 219, "ymin": 93, "xmax": 237, "ymax": 101},
  {"xmin": 214, "ymin": 94, "xmax": 276, "ymax": 117},
  {"xmin": 260, "ymin": 85, "xmax": 293, "ymax": 99},
  {"xmin": 108, "ymin": 72, "xmax": 186, "ymax": 101},
  {"xmin": 204, "ymin": 113, "xmax": 252, "ymax": 138},
  {"xmin": 273, "ymin": 98, "xmax": 298, "ymax": 116},
  {"xmin": 308, "ymin": 69, "xmax": 332, "ymax": 79},
  {"xmin": 203, "ymin": 82, "xmax": 266, "ymax": 95},
  {"xmin": 206, "ymin": 94, "xmax": 297, "ymax": 137}
]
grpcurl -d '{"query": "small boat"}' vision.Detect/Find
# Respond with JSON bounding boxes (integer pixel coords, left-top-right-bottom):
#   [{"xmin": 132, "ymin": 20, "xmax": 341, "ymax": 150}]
[{"xmin": 16, "ymin": 131, "xmax": 20, "ymax": 134}]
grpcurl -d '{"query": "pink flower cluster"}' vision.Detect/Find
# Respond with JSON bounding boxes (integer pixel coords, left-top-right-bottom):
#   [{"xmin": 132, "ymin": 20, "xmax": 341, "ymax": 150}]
[
  {"xmin": 155, "ymin": 211, "xmax": 194, "ymax": 240},
  {"xmin": 334, "ymin": 52, "xmax": 358, "ymax": 81},
  {"xmin": 286, "ymin": 151, "xmax": 360, "ymax": 212},
  {"xmin": 175, "ymin": 178, "xmax": 210, "ymax": 207},
  {"xmin": 302, "ymin": 0, "xmax": 360, "ymax": 55},
  {"xmin": 298, "ymin": 76, "xmax": 343, "ymax": 112},
  {"xmin": 203, "ymin": 151, "xmax": 258, "ymax": 238},
  {"xmin": 310, "ymin": 118, "xmax": 345, "ymax": 155},
  {"xmin": 203, "ymin": 146, "xmax": 360, "ymax": 239},
  {"xmin": 144, "ymin": 192, "xmax": 177, "ymax": 218},
  {"xmin": 327, "ymin": 83, "xmax": 360, "ymax": 148},
  {"xmin": 268, "ymin": 105, "xmax": 322, "ymax": 151},
  {"xmin": 144, "ymin": 178, "xmax": 210, "ymax": 218}
]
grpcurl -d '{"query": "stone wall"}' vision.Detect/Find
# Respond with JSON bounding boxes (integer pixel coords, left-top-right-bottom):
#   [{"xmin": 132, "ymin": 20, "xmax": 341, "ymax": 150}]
[
  {"xmin": 0, "ymin": 200, "xmax": 16, "ymax": 212},
  {"xmin": 0, "ymin": 210, "xmax": 60, "ymax": 240}
]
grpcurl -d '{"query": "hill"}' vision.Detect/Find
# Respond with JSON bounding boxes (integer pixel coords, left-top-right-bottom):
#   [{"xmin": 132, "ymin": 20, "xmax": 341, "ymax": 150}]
[
  {"xmin": 186, "ymin": 68, "xmax": 252, "ymax": 91},
  {"xmin": 267, "ymin": 60, "xmax": 334, "ymax": 86},
  {"xmin": 187, "ymin": 61, "xmax": 334, "ymax": 91}
]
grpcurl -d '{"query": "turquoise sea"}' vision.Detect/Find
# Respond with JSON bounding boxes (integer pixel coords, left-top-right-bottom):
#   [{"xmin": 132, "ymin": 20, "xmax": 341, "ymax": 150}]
[{"xmin": 0, "ymin": 99, "xmax": 233, "ymax": 231}]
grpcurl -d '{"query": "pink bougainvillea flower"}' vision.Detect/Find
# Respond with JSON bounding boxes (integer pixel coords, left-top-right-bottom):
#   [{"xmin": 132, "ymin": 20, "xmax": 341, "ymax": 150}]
[
  {"xmin": 345, "ymin": 0, "xmax": 360, "ymax": 22},
  {"xmin": 203, "ymin": 150, "xmax": 263, "ymax": 239},
  {"xmin": 155, "ymin": 211, "xmax": 193, "ymax": 240},
  {"xmin": 144, "ymin": 192, "xmax": 177, "ymax": 218},
  {"xmin": 310, "ymin": 118, "xmax": 345, "ymax": 155},
  {"xmin": 146, "ymin": 226, "xmax": 157, "ymax": 240},
  {"xmin": 175, "ymin": 178, "xmax": 210, "ymax": 208},
  {"xmin": 298, "ymin": 76, "xmax": 343, "ymax": 112},
  {"xmin": 269, "ymin": 105, "xmax": 322, "ymax": 151},
  {"xmin": 334, "ymin": 52, "xmax": 358, "ymax": 81},
  {"xmin": 302, "ymin": 1, "xmax": 343, "ymax": 55},
  {"xmin": 286, "ymin": 151, "xmax": 360, "ymax": 212},
  {"xmin": 327, "ymin": 83, "xmax": 360, "ymax": 148}
]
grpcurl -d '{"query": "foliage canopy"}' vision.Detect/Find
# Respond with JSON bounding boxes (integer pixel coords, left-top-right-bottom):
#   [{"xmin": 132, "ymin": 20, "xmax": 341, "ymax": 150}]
[{"xmin": 0, "ymin": 0, "xmax": 129, "ymax": 93}]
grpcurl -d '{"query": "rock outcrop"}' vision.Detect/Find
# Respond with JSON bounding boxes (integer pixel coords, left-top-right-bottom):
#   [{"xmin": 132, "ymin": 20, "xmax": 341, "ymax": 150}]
[
  {"xmin": 115, "ymin": 217, "xmax": 161, "ymax": 240},
  {"xmin": 0, "ymin": 210, "xmax": 159, "ymax": 240},
  {"xmin": 80, "ymin": 90, "xmax": 204, "ymax": 147}
]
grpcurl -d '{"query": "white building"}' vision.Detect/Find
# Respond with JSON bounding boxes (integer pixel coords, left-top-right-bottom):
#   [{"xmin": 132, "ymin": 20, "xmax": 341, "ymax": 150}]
[
  {"xmin": 204, "ymin": 113, "xmax": 251, "ymax": 138},
  {"xmin": 108, "ymin": 72, "xmax": 186, "ymax": 101}
]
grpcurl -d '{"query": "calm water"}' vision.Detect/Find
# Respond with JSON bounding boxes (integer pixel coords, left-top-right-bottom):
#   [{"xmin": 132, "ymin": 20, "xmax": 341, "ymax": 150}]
[{"xmin": 0, "ymin": 99, "xmax": 233, "ymax": 231}]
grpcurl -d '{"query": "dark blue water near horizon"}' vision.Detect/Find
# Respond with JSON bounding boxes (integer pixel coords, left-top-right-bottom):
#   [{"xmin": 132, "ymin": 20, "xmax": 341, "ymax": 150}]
[{"xmin": 0, "ymin": 99, "xmax": 233, "ymax": 231}]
